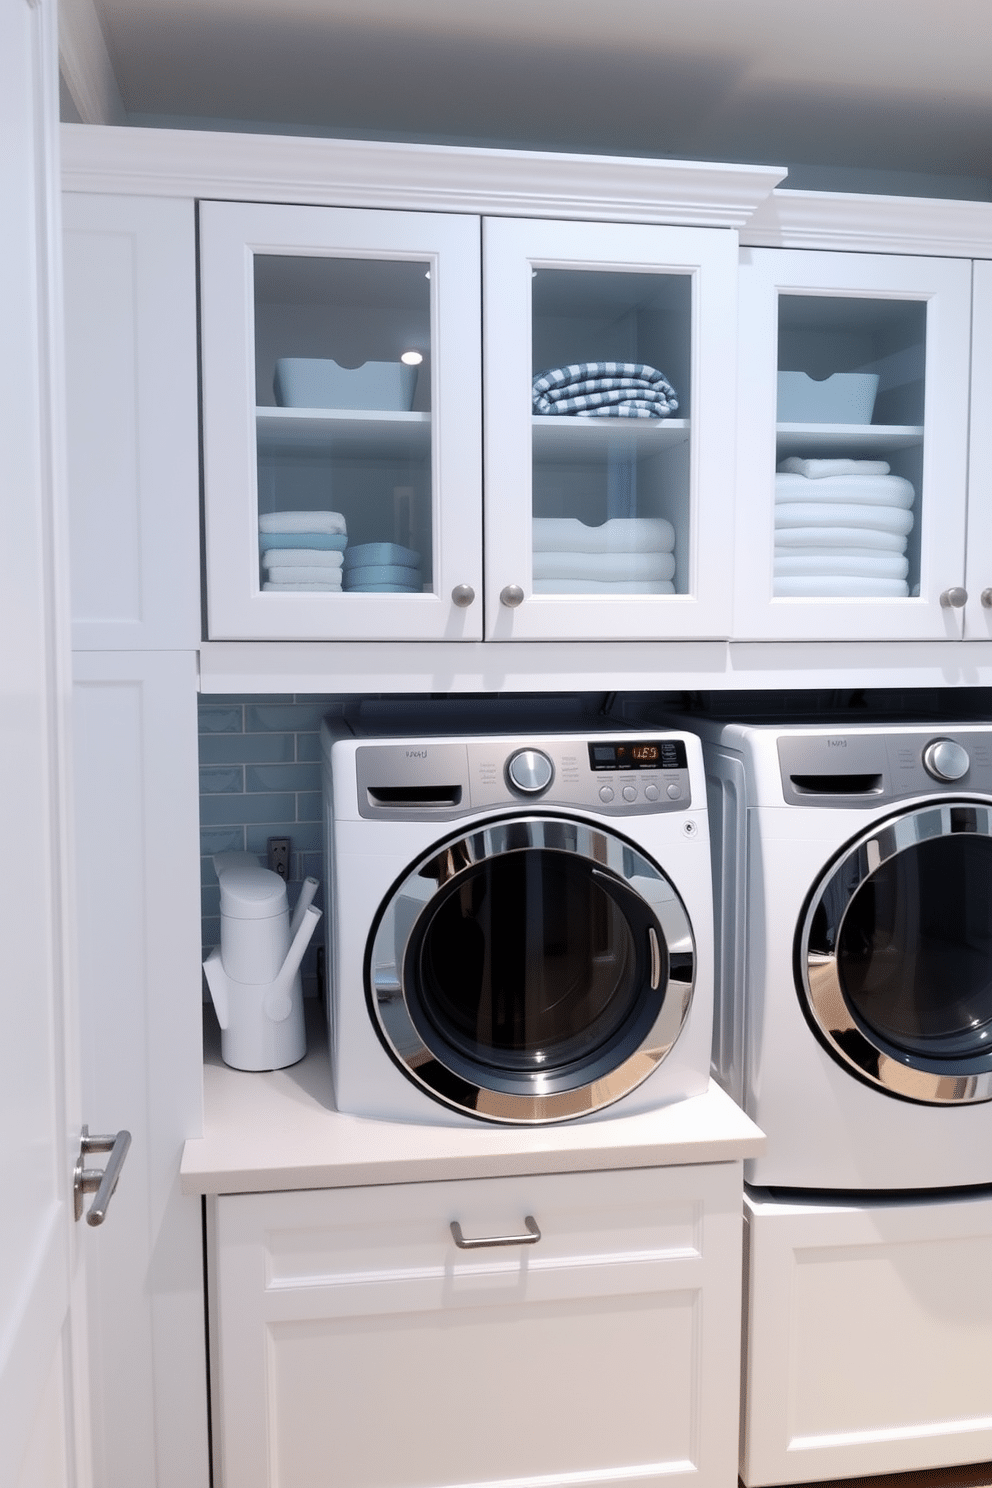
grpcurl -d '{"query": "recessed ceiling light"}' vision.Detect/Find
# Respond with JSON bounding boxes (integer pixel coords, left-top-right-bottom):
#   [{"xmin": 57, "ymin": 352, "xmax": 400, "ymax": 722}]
[{"xmin": 400, "ymin": 350, "xmax": 424, "ymax": 366}]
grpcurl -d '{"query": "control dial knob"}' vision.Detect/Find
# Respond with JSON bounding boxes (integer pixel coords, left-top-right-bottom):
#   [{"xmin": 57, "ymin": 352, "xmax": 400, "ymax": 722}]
[
  {"xmin": 922, "ymin": 738, "xmax": 970, "ymax": 782},
  {"xmin": 507, "ymin": 748, "xmax": 554, "ymax": 794}
]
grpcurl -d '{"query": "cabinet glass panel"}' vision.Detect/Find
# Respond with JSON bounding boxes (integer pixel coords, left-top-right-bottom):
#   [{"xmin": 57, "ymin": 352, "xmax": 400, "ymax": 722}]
[
  {"xmin": 775, "ymin": 295, "xmax": 926, "ymax": 602},
  {"xmin": 531, "ymin": 270, "xmax": 691, "ymax": 598},
  {"xmin": 253, "ymin": 255, "xmax": 432, "ymax": 597}
]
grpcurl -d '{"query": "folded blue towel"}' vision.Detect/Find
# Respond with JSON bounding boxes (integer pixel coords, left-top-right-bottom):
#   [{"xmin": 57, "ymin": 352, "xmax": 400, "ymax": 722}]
[
  {"xmin": 343, "ymin": 563, "xmax": 422, "ymax": 588},
  {"xmin": 343, "ymin": 541, "xmax": 421, "ymax": 570},
  {"xmin": 532, "ymin": 362, "xmax": 678, "ymax": 419},
  {"xmin": 257, "ymin": 531, "xmax": 348, "ymax": 551},
  {"xmin": 344, "ymin": 582, "xmax": 422, "ymax": 593}
]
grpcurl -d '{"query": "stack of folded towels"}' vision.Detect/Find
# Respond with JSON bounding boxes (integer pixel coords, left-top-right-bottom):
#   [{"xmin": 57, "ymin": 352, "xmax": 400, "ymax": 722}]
[
  {"xmin": 774, "ymin": 458, "xmax": 915, "ymax": 597},
  {"xmin": 342, "ymin": 542, "xmax": 423, "ymax": 593},
  {"xmin": 533, "ymin": 517, "xmax": 676, "ymax": 594},
  {"xmin": 259, "ymin": 511, "xmax": 348, "ymax": 591},
  {"xmin": 532, "ymin": 362, "xmax": 678, "ymax": 419}
]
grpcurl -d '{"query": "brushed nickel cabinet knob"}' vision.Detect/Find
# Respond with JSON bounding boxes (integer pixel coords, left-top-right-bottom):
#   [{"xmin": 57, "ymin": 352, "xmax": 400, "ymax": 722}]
[
  {"xmin": 939, "ymin": 587, "xmax": 968, "ymax": 608},
  {"xmin": 500, "ymin": 584, "xmax": 525, "ymax": 607},
  {"xmin": 450, "ymin": 584, "xmax": 475, "ymax": 607}
]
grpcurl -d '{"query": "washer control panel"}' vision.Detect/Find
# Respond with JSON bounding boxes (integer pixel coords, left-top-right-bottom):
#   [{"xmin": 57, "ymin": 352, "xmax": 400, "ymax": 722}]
[
  {"xmin": 355, "ymin": 735, "xmax": 694, "ymax": 820},
  {"xmin": 777, "ymin": 728, "xmax": 992, "ymax": 807}
]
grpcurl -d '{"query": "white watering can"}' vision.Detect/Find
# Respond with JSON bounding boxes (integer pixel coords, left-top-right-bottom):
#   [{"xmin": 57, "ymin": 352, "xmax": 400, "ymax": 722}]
[{"xmin": 203, "ymin": 860, "xmax": 322, "ymax": 1071}]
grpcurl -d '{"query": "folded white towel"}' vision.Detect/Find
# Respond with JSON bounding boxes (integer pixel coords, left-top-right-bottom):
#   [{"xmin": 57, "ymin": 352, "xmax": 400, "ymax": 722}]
[
  {"xmin": 263, "ymin": 581, "xmax": 343, "ymax": 591},
  {"xmin": 532, "ymin": 516, "xmax": 675, "ymax": 554},
  {"xmin": 773, "ymin": 525, "xmax": 908, "ymax": 552},
  {"xmin": 775, "ymin": 503, "xmax": 914, "ymax": 535},
  {"xmin": 774, "ymin": 553, "xmax": 909, "ymax": 579},
  {"xmin": 533, "ymin": 578, "xmax": 676, "ymax": 594},
  {"xmin": 776, "ymin": 545, "xmax": 906, "ymax": 560},
  {"xmin": 533, "ymin": 551, "xmax": 676, "ymax": 582},
  {"xmin": 261, "ymin": 548, "xmax": 344, "ymax": 570},
  {"xmin": 258, "ymin": 510, "xmax": 347, "ymax": 535},
  {"xmin": 778, "ymin": 458, "xmax": 891, "ymax": 479},
  {"xmin": 266, "ymin": 566, "xmax": 347, "ymax": 585},
  {"xmin": 774, "ymin": 575, "xmax": 909, "ymax": 597},
  {"xmin": 775, "ymin": 473, "xmax": 915, "ymax": 508}
]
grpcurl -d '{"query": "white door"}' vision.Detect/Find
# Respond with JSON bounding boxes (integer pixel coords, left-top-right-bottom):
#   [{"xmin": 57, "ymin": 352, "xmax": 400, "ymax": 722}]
[
  {"xmin": 2, "ymin": 1, "xmax": 87, "ymax": 1482},
  {"xmin": 735, "ymin": 246, "xmax": 972, "ymax": 640},
  {"xmin": 483, "ymin": 216, "xmax": 739, "ymax": 641}
]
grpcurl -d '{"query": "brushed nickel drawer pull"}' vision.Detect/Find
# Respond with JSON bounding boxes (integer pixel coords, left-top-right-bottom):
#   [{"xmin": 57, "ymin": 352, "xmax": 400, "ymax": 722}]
[{"xmin": 450, "ymin": 1215, "xmax": 541, "ymax": 1249}]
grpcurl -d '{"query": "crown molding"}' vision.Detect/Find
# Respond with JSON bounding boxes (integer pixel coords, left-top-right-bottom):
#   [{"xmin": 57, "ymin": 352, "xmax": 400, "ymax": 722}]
[
  {"xmin": 60, "ymin": 124, "xmax": 785, "ymax": 227},
  {"xmin": 741, "ymin": 188, "xmax": 992, "ymax": 258}
]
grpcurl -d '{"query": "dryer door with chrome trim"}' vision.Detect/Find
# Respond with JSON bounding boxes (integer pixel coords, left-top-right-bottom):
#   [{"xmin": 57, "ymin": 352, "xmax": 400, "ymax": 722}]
[
  {"xmin": 799, "ymin": 800, "xmax": 992, "ymax": 1103},
  {"xmin": 367, "ymin": 814, "xmax": 695, "ymax": 1123}
]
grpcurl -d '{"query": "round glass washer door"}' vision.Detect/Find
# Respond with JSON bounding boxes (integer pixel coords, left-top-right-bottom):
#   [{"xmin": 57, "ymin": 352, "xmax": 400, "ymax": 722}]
[
  {"xmin": 365, "ymin": 814, "xmax": 696, "ymax": 1123},
  {"xmin": 798, "ymin": 800, "xmax": 992, "ymax": 1104}
]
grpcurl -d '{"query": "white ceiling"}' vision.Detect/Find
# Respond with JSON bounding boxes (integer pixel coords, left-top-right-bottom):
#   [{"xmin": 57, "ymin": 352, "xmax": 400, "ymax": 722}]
[{"xmin": 61, "ymin": 0, "xmax": 992, "ymax": 196}]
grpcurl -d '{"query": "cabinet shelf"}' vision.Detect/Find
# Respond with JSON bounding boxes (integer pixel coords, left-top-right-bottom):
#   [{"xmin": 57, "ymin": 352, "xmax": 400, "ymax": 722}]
[
  {"xmin": 532, "ymin": 415, "xmax": 690, "ymax": 457},
  {"xmin": 256, "ymin": 406, "xmax": 431, "ymax": 458},
  {"xmin": 775, "ymin": 422, "xmax": 923, "ymax": 459}
]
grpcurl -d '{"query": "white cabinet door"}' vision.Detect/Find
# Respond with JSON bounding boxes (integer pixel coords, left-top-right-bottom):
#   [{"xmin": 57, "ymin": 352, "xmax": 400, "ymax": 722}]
[
  {"xmin": 71, "ymin": 650, "xmax": 209, "ymax": 1488},
  {"xmin": 200, "ymin": 201, "xmax": 483, "ymax": 641},
  {"xmin": 210, "ymin": 1164, "xmax": 743, "ymax": 1488},
  {"xmin": 965, "ymin": 258, "xmax": 992, "ymax": 638},
  {"xmin": 735, "ymin": 247, "xmax": 972, "ymax": 641},
  {"xmin": 63, "ymin": 193, "xmax": 200, "ymax": 650},
  {"xmin": 742, "ymin": 1189, "xmax": 992, "ymax": 1486},
  {"xmin": 484, "ymin": 218, "xmax": 738, "ymax": 641}
]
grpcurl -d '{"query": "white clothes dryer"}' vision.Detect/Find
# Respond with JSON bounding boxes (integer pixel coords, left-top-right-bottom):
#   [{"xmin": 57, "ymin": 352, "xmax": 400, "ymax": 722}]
[
  {"xmin": 697, "ymin": 719, "xmax": 992, "ymax": 1191},
  {"xmin": 320, "ymin": 706, "xmax": 714, "ymax": 1126}
]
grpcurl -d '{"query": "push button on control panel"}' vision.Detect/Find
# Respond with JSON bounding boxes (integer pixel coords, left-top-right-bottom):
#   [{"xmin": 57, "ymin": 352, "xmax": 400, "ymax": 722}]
[{"xmin": 622, "ymin": 785, "xmax": 638, "ymax": 802}]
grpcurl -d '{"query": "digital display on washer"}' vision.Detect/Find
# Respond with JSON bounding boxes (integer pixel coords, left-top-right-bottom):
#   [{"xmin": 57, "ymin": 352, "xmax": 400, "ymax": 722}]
[{"xmin": 588, "ymin": 740, "xmax": 687, "ymax": 771}]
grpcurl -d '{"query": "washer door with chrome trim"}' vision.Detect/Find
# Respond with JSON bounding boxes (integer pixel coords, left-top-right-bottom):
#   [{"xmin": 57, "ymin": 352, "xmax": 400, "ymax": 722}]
[
  {"xmin": 799, "ymin": 800, "xmax": 992, "ymax": 1104},
  {"xmin": 366, "ymin": 815, "xmax": 695, "ymax": 1123}
]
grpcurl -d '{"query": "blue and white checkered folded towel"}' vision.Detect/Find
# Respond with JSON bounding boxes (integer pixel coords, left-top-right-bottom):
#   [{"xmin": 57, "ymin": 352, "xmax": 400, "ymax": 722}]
[{"xmin": 532, "ymin": 362, "xmax": 678, "ymax": 419}]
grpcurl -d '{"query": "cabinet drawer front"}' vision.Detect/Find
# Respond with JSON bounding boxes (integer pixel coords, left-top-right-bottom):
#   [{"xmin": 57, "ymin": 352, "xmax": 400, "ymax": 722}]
[
  {"xmin": 210, "ymin": 1164, "xmax": 742, "ymax": 1488},
  {"xmin": 222, "ymin": 1168, "xmax": 728, "ymax": 1319}
]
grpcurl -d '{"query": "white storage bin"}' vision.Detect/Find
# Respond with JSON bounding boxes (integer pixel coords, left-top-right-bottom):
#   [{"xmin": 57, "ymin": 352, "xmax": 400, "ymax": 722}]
[
  {"xmin": 273, "ymin": 357, "xmax": 418, "ymax": 410},
  {"xmin": 777, "ymin": 370, "xmax": 879, "ymax": 424}
]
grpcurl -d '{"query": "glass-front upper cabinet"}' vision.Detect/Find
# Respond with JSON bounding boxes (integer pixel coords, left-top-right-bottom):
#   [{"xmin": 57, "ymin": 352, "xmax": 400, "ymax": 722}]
[
  {"xmin": 483, "ymin": 219, "xmax": 738, "ymax": 641},
  {"xmin": 734, "ymin": 248, "xmax": 972, "ymax": 641},
  {"xmin": 200, "ymin": 201, "xmax": 482, "ymax": 640}
]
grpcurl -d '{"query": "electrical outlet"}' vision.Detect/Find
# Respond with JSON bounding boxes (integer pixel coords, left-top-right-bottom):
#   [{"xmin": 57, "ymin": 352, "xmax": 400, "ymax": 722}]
[{"xmin": 267, "ymin": 836, "xmax": 290, "ymax": 879}]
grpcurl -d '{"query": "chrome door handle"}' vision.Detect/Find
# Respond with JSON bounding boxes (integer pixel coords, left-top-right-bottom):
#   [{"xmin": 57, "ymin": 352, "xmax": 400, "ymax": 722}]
[
  {"xmin": 940, "ymin": 587, "xmax": 968, "ymax": 608},
  {"xmin": 74, "ymin": 1125, "xmax": 131, "ymax": 1227},
  {"xmin": 450, "ymin": 1215, "xmax": 541, "ymax": 1249}
]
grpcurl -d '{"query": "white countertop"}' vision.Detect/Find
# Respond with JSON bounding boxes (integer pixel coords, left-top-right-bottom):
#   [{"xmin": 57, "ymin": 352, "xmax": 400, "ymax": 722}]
[{"xmin": 181, "ymin": 1005, "xmax": 765, "ymax": 1195}]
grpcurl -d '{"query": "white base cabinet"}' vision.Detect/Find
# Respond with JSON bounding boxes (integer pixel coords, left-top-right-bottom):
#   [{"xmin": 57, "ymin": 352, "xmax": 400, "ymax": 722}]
[
  {"xmin": 208, "ymin": 1163, "xmax": 744, "ymax": 1488},
  {"xmin": 741, "ymin": 1187, "xmax": 992, "ymax": 1487}
]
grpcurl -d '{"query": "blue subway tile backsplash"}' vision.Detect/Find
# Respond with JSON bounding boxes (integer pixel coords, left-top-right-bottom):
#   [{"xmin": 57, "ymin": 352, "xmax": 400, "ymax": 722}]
[{"xmin": 197, "ymin": 694, "xmax": 338, "ymax": 988}]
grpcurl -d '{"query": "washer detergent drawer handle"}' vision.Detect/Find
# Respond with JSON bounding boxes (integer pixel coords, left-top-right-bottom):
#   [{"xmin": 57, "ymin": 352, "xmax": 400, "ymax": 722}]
[
  {"xmin": 450, "ymin": 1215, "xmax": 541, "ymax": 1250},
  {"xmin": 648, "ymin": 925, "xmax": 661, "ymax": 990}
]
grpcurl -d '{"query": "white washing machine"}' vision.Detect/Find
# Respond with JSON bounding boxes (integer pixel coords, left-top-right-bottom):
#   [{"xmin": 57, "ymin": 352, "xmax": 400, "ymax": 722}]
[
  {"xmin": 320, "ymin": 703, "xmax": 714, "ymax": 1125},
  {"xmin": 697, "ymin": 718, "xmax": 992, "ymax": 1191}
]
